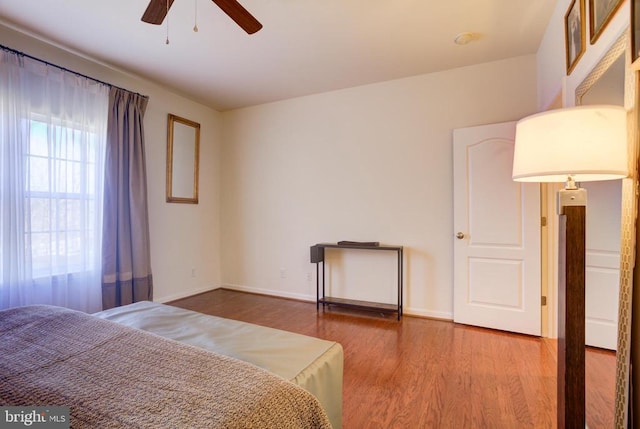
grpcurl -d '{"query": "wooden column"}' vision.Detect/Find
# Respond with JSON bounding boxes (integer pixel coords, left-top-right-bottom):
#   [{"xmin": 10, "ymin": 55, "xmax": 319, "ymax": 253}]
[{"xmin": 557, "ymin": 205, "xmax": 586, "ymax": 429}]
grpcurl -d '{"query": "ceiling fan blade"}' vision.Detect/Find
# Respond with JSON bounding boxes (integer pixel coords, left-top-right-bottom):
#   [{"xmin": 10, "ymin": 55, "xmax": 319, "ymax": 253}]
[
  {"xmin": 211, "ymin": 0, "xmax": 263, "ymax": 34},
  {"xmin": 142, "ymin": 0, "xmax": 176, "ymax": 25}
]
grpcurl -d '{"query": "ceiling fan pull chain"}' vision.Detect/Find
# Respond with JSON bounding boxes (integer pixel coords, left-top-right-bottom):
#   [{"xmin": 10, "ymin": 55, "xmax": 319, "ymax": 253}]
[
  {"xmin": 165, "ymin": 0, "xmax": 170, "ymax": 44},
  {"xmin": 193, "ymin": 0, "xmax": 199, "ymax": 32}
]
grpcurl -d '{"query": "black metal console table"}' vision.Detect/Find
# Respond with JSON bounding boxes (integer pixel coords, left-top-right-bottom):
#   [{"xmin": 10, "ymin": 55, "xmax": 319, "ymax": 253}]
[{"xmin": 310, "ymin": 243, "xmax": 403, "ymax": 320}]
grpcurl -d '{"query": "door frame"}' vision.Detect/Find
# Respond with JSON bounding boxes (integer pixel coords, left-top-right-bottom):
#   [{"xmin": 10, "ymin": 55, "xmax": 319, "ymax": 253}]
[
  {"xmin": 540, "ymin": 92, "xmax": 563, "ymax": 340},
  {"xmin": 541, "ymin": 182, "xmax": 560, "ymax": 339}
]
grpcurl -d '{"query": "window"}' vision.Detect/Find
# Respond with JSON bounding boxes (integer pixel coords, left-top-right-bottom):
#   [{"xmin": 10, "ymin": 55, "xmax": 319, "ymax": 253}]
[
  {"xmin": 26, "ymin": 119, "xmax": 103, "ymax": 278},
  {"xmin": 1, "ymin": 50, "xmax": 109, "ymax": 311}
]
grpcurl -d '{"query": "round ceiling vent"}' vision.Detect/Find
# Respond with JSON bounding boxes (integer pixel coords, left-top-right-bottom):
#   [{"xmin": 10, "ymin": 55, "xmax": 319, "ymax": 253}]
[{"xmin": 454, "ymin": 32, "xmax": 477, "ymax": 45}]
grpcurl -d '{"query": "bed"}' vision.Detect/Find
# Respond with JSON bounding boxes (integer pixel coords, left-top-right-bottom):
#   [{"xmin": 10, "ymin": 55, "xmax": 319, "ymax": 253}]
[
  {"xmin": 94, "ymin": 301, "xmax": 343, "ymax": 428},
  {"xmin": 0, "ymin": 304, "xmax": 336, "ymax": 428}
]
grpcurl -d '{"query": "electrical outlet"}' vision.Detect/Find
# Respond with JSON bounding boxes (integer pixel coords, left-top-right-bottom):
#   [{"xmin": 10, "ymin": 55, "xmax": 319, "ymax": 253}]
[
  {"xmin": 306, "ymin": 272, "xmax": 312, "ymax": 282},
  {"xmin": 191, "ymin": 268, "xmax": 197, "ymax": 278},
  {"xmin": 279, "ymin": 269, "xmax": 286, "ymax": 279}
]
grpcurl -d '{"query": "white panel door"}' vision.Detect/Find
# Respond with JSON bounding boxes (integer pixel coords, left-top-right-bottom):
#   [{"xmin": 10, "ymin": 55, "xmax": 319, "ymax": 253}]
[
  {"xmin": 584, "ymin": 180, "xmax": 621, "ymax": 350},
  {"xmin": 453, "ymin": 122, "xmax": 541, "ymax": 336}
]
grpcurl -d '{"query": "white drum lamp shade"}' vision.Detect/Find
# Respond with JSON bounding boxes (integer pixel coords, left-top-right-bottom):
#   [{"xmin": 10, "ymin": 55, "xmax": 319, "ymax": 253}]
[{"xmin": 512, "ymin": 105, "xmax": 628, "ymax": 183}]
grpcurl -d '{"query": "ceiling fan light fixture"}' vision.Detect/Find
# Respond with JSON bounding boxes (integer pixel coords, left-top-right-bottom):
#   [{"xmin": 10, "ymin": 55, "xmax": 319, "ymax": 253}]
[{"xmin": 142, "ymin": 0, "xmax": 262, "ymax": 35}]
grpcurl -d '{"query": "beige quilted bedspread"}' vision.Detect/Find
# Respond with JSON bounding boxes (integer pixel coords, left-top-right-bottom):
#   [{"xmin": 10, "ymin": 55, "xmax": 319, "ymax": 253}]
[{"xmin": 0, "ymin": 305, "xmax": 332, "ymax": 428}]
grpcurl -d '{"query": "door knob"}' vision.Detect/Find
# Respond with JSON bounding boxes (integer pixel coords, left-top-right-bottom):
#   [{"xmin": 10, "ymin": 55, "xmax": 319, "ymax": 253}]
[{"xmin": 456, "ymin": 232, "xmax": 465, "ymax": 239}]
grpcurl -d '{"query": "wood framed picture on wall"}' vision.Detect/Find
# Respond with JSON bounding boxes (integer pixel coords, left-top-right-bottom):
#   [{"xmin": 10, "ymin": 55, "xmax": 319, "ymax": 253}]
[
  {"xmin": 633, "ymin": 0, "xmax": 640, "ymax": 63},
  {"xmin": 589, "ymin": 0, "xmax": 624, "ymax": 44},
  {"xmin": 565, "ymin": 0, "xmax": 586, "ymax": 75}
]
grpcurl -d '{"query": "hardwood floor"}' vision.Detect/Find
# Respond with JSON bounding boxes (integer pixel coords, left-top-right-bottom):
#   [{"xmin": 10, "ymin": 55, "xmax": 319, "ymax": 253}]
[{"xmin": 170, "ymin": 289, "xmax": 616, "ymax": 428}]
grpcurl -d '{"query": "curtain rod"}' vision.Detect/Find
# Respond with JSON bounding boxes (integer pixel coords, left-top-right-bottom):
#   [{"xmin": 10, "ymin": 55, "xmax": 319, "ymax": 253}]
[{"xmin": 0, "ymin": 44, "xmax": 149, "ymax": 100}]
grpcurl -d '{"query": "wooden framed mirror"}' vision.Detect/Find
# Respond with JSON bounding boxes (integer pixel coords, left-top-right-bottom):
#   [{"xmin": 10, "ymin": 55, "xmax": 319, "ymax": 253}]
[
  {"xmin": 575, "ymin": 29, "xmax": 638, "ymax": 428},
  {"xmin": 166, "ymin": 113, "xmax": 200, "ymax": 204}
]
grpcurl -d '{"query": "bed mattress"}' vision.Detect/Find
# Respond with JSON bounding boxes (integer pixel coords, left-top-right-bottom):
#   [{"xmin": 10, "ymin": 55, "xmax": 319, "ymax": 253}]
[
  {"xmin": 1, "ymin": 305, "xmax": 332, "ymax": 428},
  {"xmin": 95, "ymin": 301, "xmax": 343, "ymax": 429}
]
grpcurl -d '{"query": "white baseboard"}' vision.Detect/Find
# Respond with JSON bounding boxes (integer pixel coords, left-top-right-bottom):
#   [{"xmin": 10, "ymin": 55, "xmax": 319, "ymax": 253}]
[
  {"xmin": 403, "ymin": 306, "xmax": 453, "ymax": 321},
  {"xmin": 221, "ymin": 283, "xmax": 453, "ymax": 321},
  {"xmin": 155, "ymin": 285, "xmax": 221, "ymax": 304},
  {"xmin": 221, "ymin": 283, "xmax": 316, "ymax": 303}
]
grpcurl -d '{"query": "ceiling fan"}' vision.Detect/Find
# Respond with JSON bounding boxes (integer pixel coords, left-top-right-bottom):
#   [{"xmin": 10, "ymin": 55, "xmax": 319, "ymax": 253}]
[{"xmin": 142, "ymin": 0, "xmax": 262, "ymax": 34}]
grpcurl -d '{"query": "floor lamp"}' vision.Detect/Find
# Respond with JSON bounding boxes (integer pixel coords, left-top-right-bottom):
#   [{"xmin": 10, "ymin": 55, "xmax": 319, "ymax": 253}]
[{"xmin": 512, "ymin": 105, "xmax": 628, "ymax": 429}]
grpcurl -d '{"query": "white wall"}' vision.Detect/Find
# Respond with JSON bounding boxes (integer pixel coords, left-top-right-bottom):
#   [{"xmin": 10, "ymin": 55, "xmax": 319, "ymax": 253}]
[
  {"xmin": 221, "ymin": 56, "xmax": 539, "ymax": 319},
  {"xmin": 536, "ymin": 0, "xmax": 568, "ymax": 110},
  {"xmin": 0, "ymin": 24, "xmax": 223, "ymax": 304}
]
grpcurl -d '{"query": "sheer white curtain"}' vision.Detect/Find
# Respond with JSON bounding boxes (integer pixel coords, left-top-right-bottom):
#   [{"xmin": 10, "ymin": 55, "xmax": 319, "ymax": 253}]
[{"xmin": 0, "ymin": 49, "xmax": 109, "ymax": 313}]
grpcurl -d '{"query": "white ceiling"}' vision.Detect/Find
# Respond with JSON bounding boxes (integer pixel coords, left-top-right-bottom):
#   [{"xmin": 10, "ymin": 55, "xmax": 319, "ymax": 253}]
[{"xmin": 0, "ymin": 1, "xmax": 558, "ymax": 111}]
